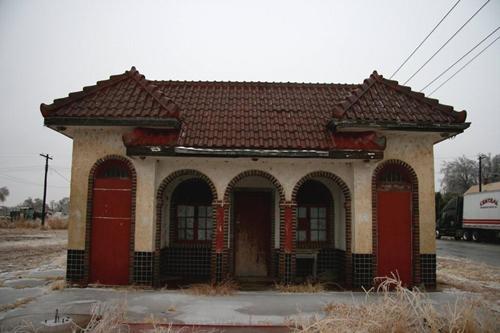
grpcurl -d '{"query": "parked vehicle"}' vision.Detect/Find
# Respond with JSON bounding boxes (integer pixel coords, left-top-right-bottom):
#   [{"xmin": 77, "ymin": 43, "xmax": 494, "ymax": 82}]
[{"xmin": 436, "ymin": 187, "xmax": 500, "ymax": 242}]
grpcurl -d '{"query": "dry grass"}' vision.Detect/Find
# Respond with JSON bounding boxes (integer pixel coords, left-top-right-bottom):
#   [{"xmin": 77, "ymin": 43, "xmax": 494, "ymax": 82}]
[
  {"xmin": 78, "ymin": 301, "xmax": 129, "ymax": 333},
  {"xmin": 184, "ymin": 279, "xmax": 239, "ymax": 296},
  {"xmin": 49, "ymin": 279, "xmax": 66, "ymax": 291},
  {"xmin": 0, "ymin": 217, "xmax": 68, "ymax": 229},
  {"xmin": 0, "ymin": 297, "xmax": 36, "ymax": 312},
  {"xmin": 0, "ymin": 219, "xmax": 40, "ymax": 229},
  {"xmin": 275, "ymin": 281, "xmax": 325, "ymax": 293},
  {"xmin": 293, "ymin": 276, "xmax": 498, "ymax": 333},
  {"xmin": 47, "ymin": 217, "xmax": 68, "ymax": 230},
  {"xmin": 437, "ymin": 256, "xmax": 500, "ymax": 312}
]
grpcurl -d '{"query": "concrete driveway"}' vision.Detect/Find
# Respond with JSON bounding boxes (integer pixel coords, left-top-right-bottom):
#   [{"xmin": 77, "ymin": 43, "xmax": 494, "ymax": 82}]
[{"xmin": 0, "ymin": 286, "xmax": 467, "ymax": 331}]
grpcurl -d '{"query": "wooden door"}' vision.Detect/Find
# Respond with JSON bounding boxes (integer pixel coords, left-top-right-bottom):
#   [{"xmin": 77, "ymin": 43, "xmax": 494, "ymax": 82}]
[
  {"xmin": 377, "ymin": 190, "xmax": 412, "ymax": 285},
  {"xmin": 89, "ymin": 162, "xmax": 132, "ymax": 285},
  {"xmin": 234, "ymin": 191, "xmax": 271, "ymax": 277}
]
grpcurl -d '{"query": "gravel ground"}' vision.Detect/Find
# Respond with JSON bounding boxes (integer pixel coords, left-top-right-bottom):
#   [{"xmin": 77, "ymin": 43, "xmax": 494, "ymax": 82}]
[{"xmin": 0, "ymin": 228, "xmax": 67, "ymax": 274}]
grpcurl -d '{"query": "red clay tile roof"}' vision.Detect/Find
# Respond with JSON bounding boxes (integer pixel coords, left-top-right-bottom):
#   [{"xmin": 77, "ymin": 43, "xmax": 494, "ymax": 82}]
[
  {"xmin": 42, "ymin": 67, "xmax": 468, "ymax": 150},
  {"xmin": 333, "ymin": 71, "xmax": 467, "ymax": 124},
  {"xmin": 153, "ymin": 80, "xmax": 357, "ymax": 149},
  {"xmin": 40, "ymin": 67, "xmax": 179, "ymax": 119}
]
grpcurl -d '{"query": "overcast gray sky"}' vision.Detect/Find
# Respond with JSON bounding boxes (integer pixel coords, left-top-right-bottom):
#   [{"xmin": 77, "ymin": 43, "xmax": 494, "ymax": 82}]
[{"xmin": 0, "ymin": 0, "xmax": 499, "ymax": 206}]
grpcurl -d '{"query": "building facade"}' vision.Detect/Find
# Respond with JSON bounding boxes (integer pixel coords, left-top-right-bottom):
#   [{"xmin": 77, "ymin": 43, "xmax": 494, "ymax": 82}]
[{"xmin": 41, "ymin": 67, "xmax": 469, "ymax": 289}]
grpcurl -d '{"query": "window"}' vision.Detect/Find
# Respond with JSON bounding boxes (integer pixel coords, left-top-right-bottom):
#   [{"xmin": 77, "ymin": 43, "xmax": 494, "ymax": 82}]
[
  {"xmin": 171, "ymin": 178, "xmax": 214, "ymax": 244},
  {"xmin": 296, "ymin": 180, "xmax": 332, "ymax": 245},
  {"xmin": 177, "ymin": 205, "xmax": 212, "ymax": 241},
  {"xmin": 297, "ymin": 206, "xmax": 327, "ymax": 242},
  {"xmin": 96, "ymin": 160, "xmax": 130, "ymax": 179}
]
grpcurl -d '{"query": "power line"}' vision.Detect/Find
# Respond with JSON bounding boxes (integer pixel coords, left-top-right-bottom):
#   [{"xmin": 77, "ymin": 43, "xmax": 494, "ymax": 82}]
[
  {"xmin": 390, "ymin": 0, "xmax": 461, "ymax": 79},
  {"xmin": 428, "ymin": 35, "xmax": 500, "ymax": 96},
  {"xmin": 0, "ymin": 173, "xmax": 68, "ymax": 189},
  {"xmin": 50, "ymin": 167, "xmax": 70, "ymax": 183},
  {"xmin": 420, "ymin": 26, "xmax": 500, "ymax": 92},
  {"xmin": 403, "ymin": 0, "xmax": 491, "ymax": 85}
]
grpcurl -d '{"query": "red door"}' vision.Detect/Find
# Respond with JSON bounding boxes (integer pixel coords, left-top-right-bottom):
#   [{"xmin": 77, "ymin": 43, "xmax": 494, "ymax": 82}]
[
  {"xmin": 377, "ymin": 190, "xmax": 412, "ymax": 285},
  {"xmin": 89, "ymin": 162, "xmax": 132, "ymax": 285},
  {"xmin": 234, "ymin": 191, "xmax": 271, "ymax": 277}
]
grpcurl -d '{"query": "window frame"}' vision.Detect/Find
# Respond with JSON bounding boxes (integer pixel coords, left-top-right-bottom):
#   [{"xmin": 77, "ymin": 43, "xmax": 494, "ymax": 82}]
[
  {"xmin": 296, "ymin": 204, "xmax": 329, "ymax": 244},
  {"xmin": 174, "ymin": 202, "xmax": 213, "ymax": 244}
]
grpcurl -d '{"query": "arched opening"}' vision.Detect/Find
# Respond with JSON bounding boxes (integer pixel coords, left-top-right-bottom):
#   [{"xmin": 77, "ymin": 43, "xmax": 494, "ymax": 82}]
[
  {"xmin": 374, "ymin": 161, "xmax": 417, "ymax": 286},
  {"xmin": 296, "ymin": 180, "xmax": 333, "ymax": 244},
  {"xmin": 89, "ymin": 158, "xmax": 134, "ymax": 285},
  {"xmin": 223, "ymin": 171, "xmax": 285, "ymax": 282},
  {"xmin": 293, "ymin": 176, "xmax": 348, "ymax": 284},
  {"xmin": 170, "ymin": 179, "xmax": 213, "ymax": 244},
  {"xmin": 155, "ymin": 170, "xmax": 217, "ymax": 286}
]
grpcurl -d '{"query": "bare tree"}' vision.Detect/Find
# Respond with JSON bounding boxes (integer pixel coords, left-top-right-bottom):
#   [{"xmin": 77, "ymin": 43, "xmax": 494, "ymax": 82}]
[
  {"xmin": 441, "ymin": 156, "xmax": 478, "ymax": 194},
  {"xmin": 0, "ymin": 187, "xmax": 9, "ymax": 202},
  {"xmin": 441, "ymin": 154, "xmax": 500, "ymax": 194}
]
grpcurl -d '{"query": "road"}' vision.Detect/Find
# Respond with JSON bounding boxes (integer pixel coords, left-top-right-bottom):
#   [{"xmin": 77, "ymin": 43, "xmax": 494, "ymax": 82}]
[{"xmin": 437, "ymin": 238, "xmax": 500, "ymax": 267}]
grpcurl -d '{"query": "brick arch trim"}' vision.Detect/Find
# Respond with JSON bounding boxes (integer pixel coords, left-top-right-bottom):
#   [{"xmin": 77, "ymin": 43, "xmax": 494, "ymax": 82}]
[
  {"xmin": 154, "ymin": 169, "xmax": 218, "ymax": 284},
  {"xmin": 372, "ymin": 159, "xmax": 420, "ymax": 286},
  {"xmin": 223, "ymin": 170, "xmax": 286, "ymax": 203},
  {"xmin": 85, "ymin": 154, "xmax": 137, "ymax": 284},
  {"xmin": 291, "ymin": 171, "xmax": 352, "ymax": 285}
]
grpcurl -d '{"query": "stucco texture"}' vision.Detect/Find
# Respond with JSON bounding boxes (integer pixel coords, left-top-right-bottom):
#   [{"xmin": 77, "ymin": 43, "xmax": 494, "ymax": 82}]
[{"xmin": 67, "ymin": 128, "xmax": 437, "ymax": 255}]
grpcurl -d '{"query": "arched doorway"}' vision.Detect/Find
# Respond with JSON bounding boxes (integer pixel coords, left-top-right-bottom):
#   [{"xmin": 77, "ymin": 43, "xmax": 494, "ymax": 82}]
[
  {"xmin": 374, "ymin": 161, "xmax": 416, "ymax": 286},
  {"xmin": 223, "ymin": 170, "xmax": 286, "ymax": 280},
  {"xmin": 155, "ymin": 170, "xmax": 217, "ymax": 285},
  {"xmin": 89, "ymin": 158, "xmax": 134, "ymax": 285},
  {"xmin": 292, "ymin": 173, "xmax": 350, "ymax": 285},
  {"xmin": 170, "ymin": 179, "xmax": 214, "ymax": 245}
]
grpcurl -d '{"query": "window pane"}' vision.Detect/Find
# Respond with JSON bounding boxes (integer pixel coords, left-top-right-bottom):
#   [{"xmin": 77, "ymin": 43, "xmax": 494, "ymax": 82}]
[
  {"xmin": 318, "ymin": 231, "xmax": 326, "ymax": 241},
  {"xmin": 186, "ymin": 218, "xmax": 194, "ymax": 228},
  {"xmin": 311, "ymin": 207, "xmax": 318, "ymax": 218},
  {"xmin": 297, "ymin": 230, "xmax": 306, "ymax": 241},
  {"xmin": 310, "ymin": 219, "xmax": 318, "ymax": 230},
  {"xmin": 207, "ymin": 229, "xmax": 212, "ymax": 240},
  {"xmin": 178, "ymin": 205, "xmax": 187, "ymax": 217},
  {"xmin": 186, "ymin": 229, "xmax": 193, "ymax": 240},
  {"xmin": 298, "ymin": 207, "xmax": 307, "ymax": 218},
  {"xmin": 178, "ymin": 230, "xmax": 184, "ymax": 240},
  {"xmin": 186, "ymin": 206, "xmax": 195, "ymax": 216},
  {"xmin": 198, "ymin": 229, "xmax": 206, "ymax": 240},
  {"xmin": 311, "ymin": 231, "xmax": 318, "ymax": 241},
  {"xmin": 198, "ymin": 206, "xmax": 206, "ymax": 217},
  {"xmin": 199, "ymin": 218, "xmax": 206, "ymax": 229},
  {"xmin": 206, "ymin": 207, "xmax": 212, "ymax": 218},
  {"xmin": 178, "ymin": 217, "xmax": 186, "ymax": 228},
  {"xmin": 318, "ymin": 219, "xmax": 326, "ymax": 230},
  {"xmin": 319, "ymin": 208, "xmax": 326, "ymax": 218}
]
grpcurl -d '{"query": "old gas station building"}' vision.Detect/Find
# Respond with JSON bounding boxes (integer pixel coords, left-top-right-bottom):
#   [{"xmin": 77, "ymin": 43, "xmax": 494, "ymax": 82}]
[{"xmin": 41, "ymin": 67, "xmax": 469, "ymax": 289}]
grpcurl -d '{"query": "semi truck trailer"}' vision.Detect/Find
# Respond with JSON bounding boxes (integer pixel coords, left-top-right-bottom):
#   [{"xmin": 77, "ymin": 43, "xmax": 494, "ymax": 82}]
[{"xmin": 436, "ymin": 188, "xmax": 500, "ymax": 241}]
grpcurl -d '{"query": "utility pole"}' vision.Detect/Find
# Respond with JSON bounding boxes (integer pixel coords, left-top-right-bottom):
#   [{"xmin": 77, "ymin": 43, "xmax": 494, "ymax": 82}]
[
  {"xmin": 40, "ymin": 153, "xmax": 53, "ymax": 226},
  {"xmin": 478, "ymin": 154, "xmax": 486, "ymax": 192}
]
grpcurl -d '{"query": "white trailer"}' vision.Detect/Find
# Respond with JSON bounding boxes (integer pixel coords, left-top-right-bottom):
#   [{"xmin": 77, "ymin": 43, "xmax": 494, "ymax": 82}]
[{"xmin": 462, "ymin": 189, "xmax": 500, "ymax": 241}]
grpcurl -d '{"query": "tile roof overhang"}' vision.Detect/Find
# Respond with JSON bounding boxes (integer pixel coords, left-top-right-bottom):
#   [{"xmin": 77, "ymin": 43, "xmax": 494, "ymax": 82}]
[
  {"xmin": 41, "ymin": 67, "xmax": 470, "ymax": 158},
  {"xmin": 41, "ymin": 67, "xmax": 180, "ymax": 129},
  {"xmin": 329, "ymin": 71, "xmax": 470, "ymax": 134}
]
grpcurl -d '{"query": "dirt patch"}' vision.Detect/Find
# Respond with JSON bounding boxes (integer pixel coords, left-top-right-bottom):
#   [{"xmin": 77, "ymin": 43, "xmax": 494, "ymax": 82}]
[
  {"xmin": 0, "ymin": 229, "xmax": 67, "ymax": 274},
  {"xmin": 437, "ymin": 256, "xmax": 500, "ymax": 313}
]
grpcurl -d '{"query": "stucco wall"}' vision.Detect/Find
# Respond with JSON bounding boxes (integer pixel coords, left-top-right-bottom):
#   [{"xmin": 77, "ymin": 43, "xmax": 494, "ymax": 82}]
[{"xmin": 67, "ymin": 128, "xmax": 437, "ymax": 255}]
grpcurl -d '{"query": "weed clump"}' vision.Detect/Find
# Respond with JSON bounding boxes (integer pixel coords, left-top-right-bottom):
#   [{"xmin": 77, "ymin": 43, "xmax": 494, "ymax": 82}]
[
  {"xmin": 293, "ymin": 276, "xmax": 498, "ymax": 333},
  {"xmin": 184, "ymin": 279, "xmax": 239, "ymax": 296}
]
